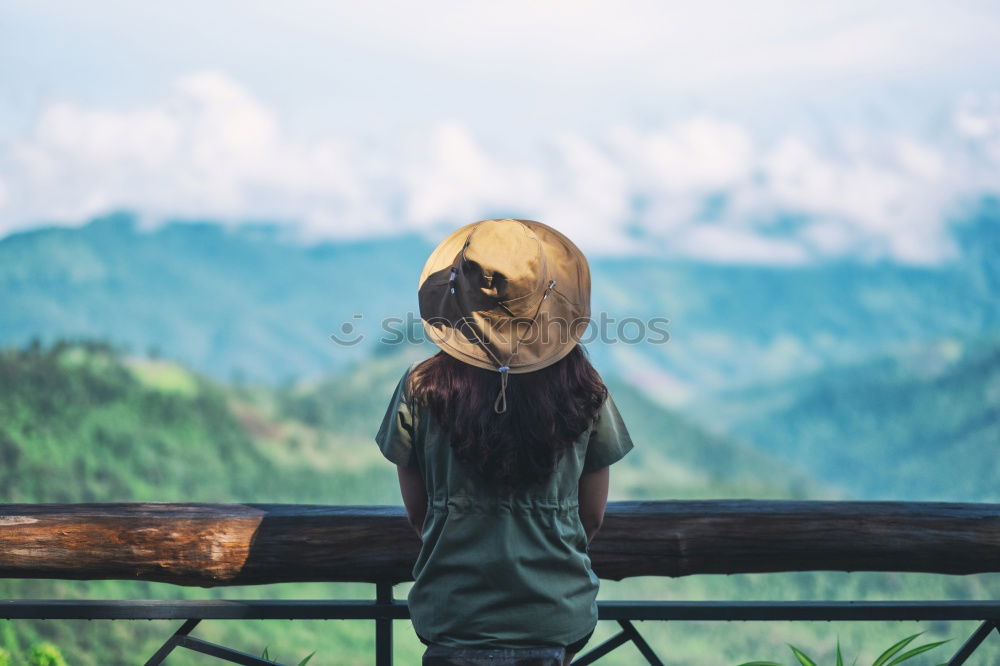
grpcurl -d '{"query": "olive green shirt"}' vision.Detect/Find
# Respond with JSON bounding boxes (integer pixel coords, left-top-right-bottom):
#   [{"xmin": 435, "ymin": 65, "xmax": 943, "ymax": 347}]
[{"xmin": 375, "ymin": 362, "xmax": 635, "ymax": 648}]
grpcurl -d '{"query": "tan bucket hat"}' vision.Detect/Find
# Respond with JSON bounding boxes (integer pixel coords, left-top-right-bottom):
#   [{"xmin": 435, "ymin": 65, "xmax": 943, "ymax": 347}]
[{"xmin": 418, "ymin": 218, "xmax": 591, "ymax": 411}]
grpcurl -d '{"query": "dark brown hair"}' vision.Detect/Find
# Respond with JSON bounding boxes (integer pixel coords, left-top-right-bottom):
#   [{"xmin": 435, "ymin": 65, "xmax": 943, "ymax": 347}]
[{"xmin": 407, "ymin": 345, "xmax": 607, "ymax": 491}]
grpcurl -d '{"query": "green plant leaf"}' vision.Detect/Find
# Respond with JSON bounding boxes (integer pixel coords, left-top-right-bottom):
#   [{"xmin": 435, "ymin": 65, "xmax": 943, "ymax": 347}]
[
  {"xmin": 836, "ymin": 638, "xmax": 844, "ymax": 666},
  {"xmin": 297, "ymin": 651, "xmax": 317, "ymax": 666},
  {"xmin": 788, "ymin": 645, "xmax": 817, "ymax": 666},
  {"xmin": 885, "ymin": 640, "xmax": 950, "ymax": 665},
  {"xmin": 261, "ymin": 646, "xmax": 270, "ymax": 660},
  {"xmin": 735, "ymin": 662, "xmax": 786, "ymax": 666},
  {"xmin": 872, "ymin": 633, "xmax": 922, "ymax": 666},
  {"xmin": 27, "ymin": 642, "xmax": 68, "ymax": 666}
]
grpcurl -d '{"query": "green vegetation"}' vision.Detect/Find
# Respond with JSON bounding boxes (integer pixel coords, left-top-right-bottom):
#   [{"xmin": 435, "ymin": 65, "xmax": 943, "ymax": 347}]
[
  {"xmin": 738, "ymin": 632, "xmax": 950, "ymax": 666},
  {"xmin": 25, "ymin": 643, "xmax": 68, "ymax": 666},
  {"xmin": 2, "ymin": 340, "xmax": 998, "ymax": 665},
  {"xmin": 261, "ymin": 645, "xmax": 315, "ymax": 665},
  {"xmin": 0, "ymin": 338, "xmax": 400, "ymax": 505},
  {"xmin": 0, "ymin": 642, "xmax": 68, "ymax": 666},
  {"xmin": 0, "ymin": 340, "xmax": 410, "ymax": 665}
]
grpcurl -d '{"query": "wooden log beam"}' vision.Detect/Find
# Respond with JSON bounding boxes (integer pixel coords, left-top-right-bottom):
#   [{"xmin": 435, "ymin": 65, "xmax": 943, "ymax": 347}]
[{"xmin": 1, "ymin": 501, "xmax": 998, "ymax": 587}]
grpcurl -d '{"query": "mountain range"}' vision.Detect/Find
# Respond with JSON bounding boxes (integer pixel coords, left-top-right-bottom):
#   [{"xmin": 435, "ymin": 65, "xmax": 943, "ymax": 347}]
[{"xmin": 2, "ymin": 200, "xmax": 997, "ymax": 403}]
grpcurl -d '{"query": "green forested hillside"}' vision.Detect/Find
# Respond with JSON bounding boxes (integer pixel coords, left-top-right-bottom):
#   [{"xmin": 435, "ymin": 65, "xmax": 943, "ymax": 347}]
[
  {"xmin": 3, "ymin": 340, "xmax": 997, "ymax": 665},
  {"xmin": 0, "ymin": 339, "xmax": 397, "ymax": 505},
  {"xmin": 688, "ymin": 335, "xmax": 1000, "ymax": 501},
  {"xmin": 0, "ymin": 341, "xmax": 404, "ymax": 666}
]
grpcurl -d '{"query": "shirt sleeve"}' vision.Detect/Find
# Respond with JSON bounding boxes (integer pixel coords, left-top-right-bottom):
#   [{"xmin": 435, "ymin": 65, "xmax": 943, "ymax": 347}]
[
  {"xmin": 583, "ymin": 392, "xmax": 635, "ymax": 473},
  {"xmin": 374, "ymin": 366, "xmax": 418, "ymax": 468}
]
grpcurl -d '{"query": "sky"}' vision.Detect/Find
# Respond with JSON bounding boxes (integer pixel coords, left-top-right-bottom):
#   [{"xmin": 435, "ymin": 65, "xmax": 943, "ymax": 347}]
[{"xmin": 2, "ymin": 1, "xmax": 1000, "ymax": 263}]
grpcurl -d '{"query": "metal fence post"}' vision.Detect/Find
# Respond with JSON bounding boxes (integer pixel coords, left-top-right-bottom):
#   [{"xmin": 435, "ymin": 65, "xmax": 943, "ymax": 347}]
[{"xmin": 376, "ymin": 582, "xmax": 394, "ymax": 666}]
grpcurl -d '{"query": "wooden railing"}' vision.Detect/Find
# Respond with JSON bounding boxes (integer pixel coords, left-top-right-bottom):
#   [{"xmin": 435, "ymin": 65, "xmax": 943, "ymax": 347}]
[{"xmin": 2, "ymin": 500, "xmax": 1000, "ymax": 665}]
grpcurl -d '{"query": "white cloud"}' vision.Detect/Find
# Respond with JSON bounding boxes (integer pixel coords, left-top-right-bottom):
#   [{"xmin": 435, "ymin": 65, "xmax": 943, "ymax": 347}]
[
  {"xmin": 953, "ymin": 91, "xmax": 1000, "ymax": 175},
  {"xmin": 675, "ymin": 225, "xmax": 811, "ymax": 265},
  {"xmin": 954, "ymin": 92, "xmax": 1000, "ymax": 139},
  {"xmin": 402, "ymin": 123, "xmax": 547, "ymax": 230},
  {"xmin": 611, "ymin": 119, "xmax": 754, "ymax": 193},
  {"xmin": 2, "ymin": 71, "xmax": 998, "ymax": 264},
  {"xmin": 3, "ymin": 71, "xmax": 378, "ymax": 235},
  {"xmin": 36, "ymin": 104, "xmax": 179, "ymax": 167}
]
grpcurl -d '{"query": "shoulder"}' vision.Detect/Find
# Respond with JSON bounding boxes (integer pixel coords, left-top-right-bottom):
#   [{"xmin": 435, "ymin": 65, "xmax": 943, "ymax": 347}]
[
  {"xmin": 594, "ymin": 390, "xmax": 627, "ymax": 429},
  {"xmin": 582, "ymin": 389, "xmax": 634, "ymax": 472}
]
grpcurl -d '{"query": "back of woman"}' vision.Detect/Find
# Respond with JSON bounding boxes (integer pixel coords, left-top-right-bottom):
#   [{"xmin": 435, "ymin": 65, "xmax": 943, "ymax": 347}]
[{"xmin": 374, "ymin": 218, "xmax": 635, "ymax": 657}]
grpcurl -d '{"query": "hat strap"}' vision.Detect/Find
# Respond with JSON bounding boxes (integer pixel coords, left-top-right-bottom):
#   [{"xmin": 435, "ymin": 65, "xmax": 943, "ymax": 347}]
[
  {"xmin": 493, "ymin": 365, "xmax": 511, "ymax": 413},
  {"xmin": 491, "ymin": 279, "xmax": 557, "ymax": 414}
]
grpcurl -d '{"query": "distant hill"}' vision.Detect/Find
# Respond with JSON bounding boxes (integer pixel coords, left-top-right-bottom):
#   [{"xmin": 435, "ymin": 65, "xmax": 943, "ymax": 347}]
[
  {"xmin": 0, "ymin": 339, "xmax": 397, "ymax": 504},
  {"xmin": 0, "ymin": 213, "xmax": 432, "ymax": 385},
  {"xmin": 687, "ymin": 334, "xmax": 1000, "ymax": 501},
  {"xmin": 0, "ymin": 338, "xmax": 805, "ymax": 504},
  {"xmin": 1, "ymin": 202, "xmax": 998, "ymax": 400}
]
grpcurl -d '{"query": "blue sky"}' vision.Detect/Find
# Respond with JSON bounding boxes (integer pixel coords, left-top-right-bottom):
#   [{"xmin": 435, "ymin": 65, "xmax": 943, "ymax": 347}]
[{"xmin": 2, "ymin": 1, "xmax": 999, "ymax": 262}]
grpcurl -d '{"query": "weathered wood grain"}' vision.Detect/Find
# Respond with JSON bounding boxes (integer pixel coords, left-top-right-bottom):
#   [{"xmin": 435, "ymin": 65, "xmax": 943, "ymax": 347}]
[{"xmin": 1, "ymin": 501, "xmax": 998, "ymax": 586}]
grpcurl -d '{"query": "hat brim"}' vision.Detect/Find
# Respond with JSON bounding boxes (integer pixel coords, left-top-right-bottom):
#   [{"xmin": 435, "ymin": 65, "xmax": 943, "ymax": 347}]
[{"xmin": 420, "ymin": 309, "xmax": 588, "ymax": 374}]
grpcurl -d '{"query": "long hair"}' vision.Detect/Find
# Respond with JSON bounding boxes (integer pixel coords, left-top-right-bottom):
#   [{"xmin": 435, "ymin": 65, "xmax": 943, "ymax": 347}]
[{"xmin": 407, "ymin": 345, "xmax": 607, "ymax": 491}]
